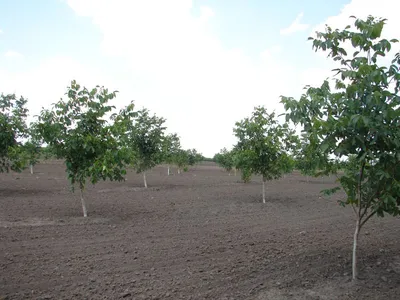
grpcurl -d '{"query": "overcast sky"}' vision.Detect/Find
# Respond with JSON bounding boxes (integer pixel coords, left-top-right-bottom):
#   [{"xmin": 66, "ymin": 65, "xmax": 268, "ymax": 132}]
[{"xmin": 1, "ymin": 0, "xmax": 399, "ymax": 157}]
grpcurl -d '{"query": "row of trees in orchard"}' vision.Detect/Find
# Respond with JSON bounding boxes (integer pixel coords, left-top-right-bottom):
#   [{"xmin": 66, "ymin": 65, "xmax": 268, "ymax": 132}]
[
  {"xmin": 1, "ymin": 15, "xmax": 399, "ymax": 281},
  {"xmin": 1, "ymin": 81, "xmax": 203, "ymax": 217},
  {"xmin": 214, "ymin": 16, "xmax": 400, "ymax": 280}
]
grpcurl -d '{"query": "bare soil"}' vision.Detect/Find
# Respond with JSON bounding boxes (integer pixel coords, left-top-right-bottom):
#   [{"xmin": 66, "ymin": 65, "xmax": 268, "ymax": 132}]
[{"xmin": 1, "ymin": 161, "xmax": 400, "ymax": 299}]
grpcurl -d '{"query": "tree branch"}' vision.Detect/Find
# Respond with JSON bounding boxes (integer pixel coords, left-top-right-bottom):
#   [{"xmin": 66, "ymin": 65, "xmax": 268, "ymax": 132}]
[{"xmin": 360, "ymin": 208, "xmax": 378, "ymax": 228}]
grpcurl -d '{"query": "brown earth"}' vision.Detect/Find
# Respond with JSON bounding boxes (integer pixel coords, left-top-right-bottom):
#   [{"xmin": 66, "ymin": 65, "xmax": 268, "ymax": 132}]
[{"xmin": 1, "ymin": 161, "xmax": 400, "ymax": 300}]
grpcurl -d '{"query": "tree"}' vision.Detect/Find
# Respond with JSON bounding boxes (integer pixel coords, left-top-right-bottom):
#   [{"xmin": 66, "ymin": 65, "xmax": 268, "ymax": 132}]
[
  {"xmin": 0, "ymin": 94, "xmax": 29, "ymax": 173},
  {"xmin": 22, "ymin": 141, "xmax": 41, "ymax": 174},
  {"xmin": 163, "ymin": 133, "xmax": 181, "ymax": 175},
  {"xmin": 294, "ymin": 132, "xmax": 332, "ymax": 181},
  {"xmin": 233, "ymin": 106, "xmax": 297, "ymax": 203},
  {"xmin": 187, "ymin": 148, "xmax": 203, "ymax": 166},
  {"xmin": 126, "ymin": 108, "xmax": 166, "ymax": 188},
  {"xmin": 36, "ymin": 80, "xmax": 132, "ymax": 217},
  {"xmin": 281, "ymin": 16, "xmax": 400, "ymax": 280},
  {"xmin": 22, "ymin": 123, "xmax": 43, "ymax": 174},
  {"xmin": 174, "ymin": 149, "xmax": 189, "ymax": 174},
  {"xmin": 215, "ymin": 148, "xmax": 235, "ymax": 175}
]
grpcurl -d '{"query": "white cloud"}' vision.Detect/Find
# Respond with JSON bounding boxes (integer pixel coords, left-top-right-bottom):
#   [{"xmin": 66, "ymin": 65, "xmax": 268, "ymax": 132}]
[
  {"xmin": 0, "ymin": 56, "xmax": 117, "ymax": 124},
  {"xmin": 3, "ymin": 0, "xmax": 398, "ymax": 157},
  {"xmin": 4, "ymin": 50, "xmax": 24, "ymax": 58},
  {"xmin": 280, "ymin": 12, "xmax": 309, "ymax": 36},
  {"xmin": 311, "ymin": 0, "xmax": 399, "ymax": 38},
  {"xmin": 0, "ymin": 29, "xmax": 3, "ymax": 34},
  {"xmin": 305, "ymin": 0, "xmax": 400, "ymax": 88},
  {"xmin": 65, "ymin": 0, "xmax": 298, "ymax": 157}
]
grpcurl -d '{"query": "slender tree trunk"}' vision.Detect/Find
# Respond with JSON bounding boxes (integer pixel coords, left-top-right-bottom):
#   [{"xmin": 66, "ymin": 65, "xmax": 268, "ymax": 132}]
[
  {"xmin": 262, "ymin": 178, "xmax": 266, "ymax": 204},
  {"xmin": 30, "ymin": 164, "xmax": 33, "ymax": 174},
  {"xmin": 80, "ymin": 188, "xmax": 88, "ymax": 218},
  {"xmin": 234, "ymin": 168, "xmax": 237, "ymax": 176},
  {"xmin": 168, "ymin": 166, "xmax": 170, "ymax": 176},
  {"xmin": 352, "ymin": 219, "xmax": 361, "ymax": 280},
  {"xmin": 143, "ymin": 172, "xmax": 148, "ymax": 188},
  {"xmin": 178, "ymin": 168, "xmax": 181, "ymax": 174}
]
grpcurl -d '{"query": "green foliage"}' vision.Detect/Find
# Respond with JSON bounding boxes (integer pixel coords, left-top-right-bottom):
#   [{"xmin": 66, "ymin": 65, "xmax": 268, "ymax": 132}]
[
  {"xmin": 125, "ymin": 108, "xmax": 166, "ymax": 174},
  {"xmin": 233, "ymin": 106, "xmax": 298, "ymax": 183},
  {"xmin": 22, "ymin": 123, "xmax": 43, "ymax": 167},
  {"xmin": 294, "ymin": 132, "xmax": 339, "ymax": 177},
  {"xmin": 214, "ymin": 148, "xmax": 234, "ymax": 173},
  {"xmin": 163, "ymin": 133, "xmax": 181, "ymax": 165},
  {"xmin": 187, "ymin": 148, "xmax": 203, "ymax": 166},
  {"xmin": 39, "ymin": 145, "xmax": 57, "ymax": 160},
  {"xmin": 202, "ymin": 157, "xmax": 214, "ymax": 162},
  {"xmin": 171, "ymin": 148, "xmax": 202, "ymax": 173},
  {"xmin": 0, "ymin": 93, "xmax": 29, "ymax": 172},
  {"xmin": 22, "ymin": 141, "xmax": 41, "ymax": 167},
  {"xmin": 282, "ymin": 16, "xmax": 400, "ymax": 279},
  {"xmin": 36, "ymin": 80, "xmax": 131, "ymax": 190},
  {"xmin": 174, "ymin": 149, "xmax": 189, "ymax": 170}
]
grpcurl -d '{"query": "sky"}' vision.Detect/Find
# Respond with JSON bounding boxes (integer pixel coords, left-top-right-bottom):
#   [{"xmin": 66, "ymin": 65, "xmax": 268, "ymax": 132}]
[{"xmin": 1, "ymin": 0, "xmax": 399, "ymax": 157}]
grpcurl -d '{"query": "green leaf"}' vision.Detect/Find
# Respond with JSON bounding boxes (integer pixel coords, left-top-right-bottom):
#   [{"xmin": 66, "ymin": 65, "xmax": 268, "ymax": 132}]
[
  {"xmin": 321, "ymin": 186, "xmax": 341, "ymax": 196},
  {"xmin": 371, "ymin": 21, "xmax": 384, "ymax": 39}
]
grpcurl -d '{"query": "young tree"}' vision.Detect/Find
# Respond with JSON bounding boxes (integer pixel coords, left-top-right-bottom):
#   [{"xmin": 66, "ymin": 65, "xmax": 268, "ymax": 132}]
[
  {"xmin": 187, "ymin": 148, "xmax": 203, "ymax": 166},
  {"xmin": 281, "ymin": 16, "xmax": 400, "ymax": 280},
  {"xmin": 36, "ymin": 80, "xmax": 133, "ymax": 217},
  {"xmin": 0, "ymin": 94, "xmax": 29, "ymax": 173},
  {"xmin": 232, "ymin": 149, "xmax": 253, "ymax": 182},
  {"xmin": 126, "ymin": 108, "xmax": 166, "ymax": 188},
  {"xmin": 163, "ymin": 133, "xmax": 181, "ymax": 175},
  {"xmin": 174, "ymin": 149, "xmax": 189, "ymax": 174},
  {"xmin": 22, "ymin": 123, "xmax": 44, "ymax": 174},
  {"xmin": 233, "ymin": 106, "xmax": 297, "ymax": 203},
  {"xmin": 215, "ymin": 148, "xmax": 235, "ymax": 175},
  {"xmin": 22, "ymin": 141, "xmax": 41, "ymax": 174}
]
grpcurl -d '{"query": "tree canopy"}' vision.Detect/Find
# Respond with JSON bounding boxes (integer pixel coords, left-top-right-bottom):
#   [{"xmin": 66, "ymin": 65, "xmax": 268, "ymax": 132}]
[
  {"xmin": 36, "ymin": 80, "xmax": 133, "ymax": 216},
  {"xmin": 0, "ymin": 93, "xmax": 29, "ymax": 173},
  {"xmin": 281, "ymin": 15, "xmax": 400, "ymax": 280},
  {"xmin": 233, "ymin": 106, "xmax": 297, "ymax": 202}
]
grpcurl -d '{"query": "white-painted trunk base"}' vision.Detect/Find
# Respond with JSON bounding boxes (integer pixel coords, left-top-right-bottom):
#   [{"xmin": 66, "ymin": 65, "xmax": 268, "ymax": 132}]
[
  {"xmin": 30, "ymin": 164, "xmax": 33, "ymax": 174},
  {"xmin": 143, "ymin": 172, "xmax": 148, "ymax": 188},
  {"xmin": 352, "ymin": 220, "xmax": 360, "ymax": 280},
  {"xmin": 262, "ymin": 180, "xmax": 266, "ymax": 204},
  {"xmin": 168, "ymin": 166, "xmax": 170, "ymax": 176},
  {"xmin": 80, "ymin": 189, "xmax": 88, "ymax": 218}
]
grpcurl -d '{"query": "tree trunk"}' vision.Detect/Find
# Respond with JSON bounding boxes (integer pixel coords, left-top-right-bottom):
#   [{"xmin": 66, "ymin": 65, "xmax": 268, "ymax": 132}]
[
  {"xmin": 234, "ymin": 169, "xmax": 237, "ymax": 176},
  {"xmin": 143, "ymin": 172, "xmax": 148, "ymax": 188},
  {"xmin": 352, "ymin": 219, "xmax": 360, "ymax": 280},
  {"xmin": 168, "ymin": 166, "xmax": 170, "ymax": 176},
  {"xmin": 80, "ymin": 188, "xmax": 88, "ymax": 218},
  {"xmin": 30, "ymin": 164, "xmax": 33, "ymax": 174},
  {"xmin": 178, "ymin": 168, "xmax": 181, "ymax": 174},
  {"xmin": 262, "ymin": 178, "xmax": 266, "ymax": 204}
]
